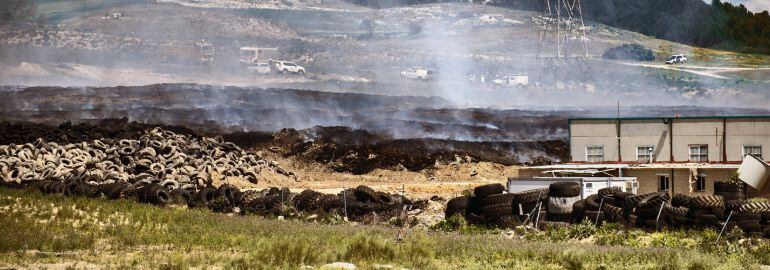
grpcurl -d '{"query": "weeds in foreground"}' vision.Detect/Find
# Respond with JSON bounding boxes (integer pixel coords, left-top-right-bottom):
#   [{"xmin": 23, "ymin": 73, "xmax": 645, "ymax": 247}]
[{"xmin": 0, "ymin": 188, "xmax": 766, "ymax": 269}]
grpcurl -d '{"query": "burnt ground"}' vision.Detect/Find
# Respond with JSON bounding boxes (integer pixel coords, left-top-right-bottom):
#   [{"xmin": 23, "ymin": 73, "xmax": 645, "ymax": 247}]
[{"xmin": 2, "ymin": 84, "xmax": 768, "ymax": 175}]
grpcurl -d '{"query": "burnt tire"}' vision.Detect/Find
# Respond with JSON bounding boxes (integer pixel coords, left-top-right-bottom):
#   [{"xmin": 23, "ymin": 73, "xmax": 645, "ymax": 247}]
[
  {"xmin": 548, "ymin": 182, "xmax": 580, "ymax": 197},
  {"xmin": 354, "ymin": 185, "xmax": 379, "ymax": 203},
  {"xmin": 547, "ymin": 196, "xmax": 580, "ymax": 214},
  {"xmin": 218, "ymin": 184, "xmax": 240, "ymax": 205},
  {"xmin": 144, "ymin": 184, "xmax": 170, "ymax": 205},
  {"xmin": 473, "ymin": 183, "xmax": 505, "ymax": 198},
  {"xmin": 663, "ymin": 205, "xmax": 689, "ymax": 217},
  {"xmin": 195, "ymin": 187, "xmax": 217, "ymax": 206},
  {"xmin": 445, "ymin": 196, "xmax": 469, "ymax": 218}
]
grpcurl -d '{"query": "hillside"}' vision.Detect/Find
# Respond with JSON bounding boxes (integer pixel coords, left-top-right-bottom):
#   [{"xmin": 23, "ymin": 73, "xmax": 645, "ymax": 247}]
[{"xmin": 0, "ymin": 0, "xmax": 769, "ymax": 109}]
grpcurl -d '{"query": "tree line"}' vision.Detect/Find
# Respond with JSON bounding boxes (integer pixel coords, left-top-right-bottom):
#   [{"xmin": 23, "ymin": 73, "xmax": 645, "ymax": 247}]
[{"xmin": 344, "ymin": 0, "xmax": 770, "ymax": 55}]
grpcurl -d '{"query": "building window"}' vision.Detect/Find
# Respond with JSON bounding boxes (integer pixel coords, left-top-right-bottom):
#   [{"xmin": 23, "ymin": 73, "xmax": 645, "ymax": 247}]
[
  {"xmin": 743, "ymin": 145, "xmax": 763, "ymax": 160},
  {"xmin": 586, "ymin": 146, "xmax": 604, "ymax": 162},
  {"xmin": 658, "ymin": 175, "xmax": 670, "ymax": 191},
  {"xmin": 696, "ymin": 175, "xmax": 706, "ymax": 192},
  {"xmin": 689, "ymin": 145, "xmax": 708, "ymax": 162},
  {"xmin": 637, "ymin": 146, "xmax": 655, "ymax": 163}
]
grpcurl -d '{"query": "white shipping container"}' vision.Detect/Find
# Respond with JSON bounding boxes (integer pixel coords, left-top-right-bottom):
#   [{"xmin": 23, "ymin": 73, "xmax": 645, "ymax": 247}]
[{"xmin": 507, "ymin": 177, "xmax": 638, "ymax": 199}]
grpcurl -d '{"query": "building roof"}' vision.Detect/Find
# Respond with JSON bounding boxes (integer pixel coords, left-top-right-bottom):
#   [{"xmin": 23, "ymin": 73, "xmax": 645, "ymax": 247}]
[
  {"xmin": 526, "ymin": 163, "xmax": 740, "ymax": 170},
  {"xmin": 570, "ymin": 116, "xmax": 770, "ymax": 121}
]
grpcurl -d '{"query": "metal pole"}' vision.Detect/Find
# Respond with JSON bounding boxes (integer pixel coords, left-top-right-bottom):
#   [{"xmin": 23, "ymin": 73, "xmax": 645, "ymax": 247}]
[
  {"xmin": 534, "ymin": 202, "xmax": 543, "ymax": 229},
  {"xmin": 655, "ymin": 202, "xmax": 666, "ymax": 230},
  {"xmin": 343, "ymin": 182, "xmax": 348, "ymax": 220},
  {"xmin": 716, "ymin": 210, "xmax": 734, "ymax": 243},
  {"xmin": 595, "ymin": 197, "xmax": 604, "ymax": 225}
]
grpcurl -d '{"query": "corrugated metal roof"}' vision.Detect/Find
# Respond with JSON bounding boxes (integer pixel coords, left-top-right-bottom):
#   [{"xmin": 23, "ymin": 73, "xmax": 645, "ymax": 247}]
[
  {"xmin": 570, "ymin": 116, "xmax": 770, "ymax": 121},
  {"xmin": 526, "ymin": 163, "xmax": 740, "ymax": 169}
]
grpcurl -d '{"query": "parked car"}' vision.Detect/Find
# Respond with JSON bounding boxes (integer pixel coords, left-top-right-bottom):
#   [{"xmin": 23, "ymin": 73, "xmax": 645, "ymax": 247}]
[
  {"xmin": 665, "ymin": 54, "xmax": 687, "ymax": 64},
  {"xmin": 247, "ymin": 62, "xmax": 271, "ymax": 75},
  {"xmin": 400, "ymin": 68, "xmax": 435, "ymax": 81},
  {"xmin": 274, "ymin": 61, "xmax": 305, "ymax": 75},
  {"xmin": 492, "ymin": 73, "xmax": 529, "ymax": 87}
]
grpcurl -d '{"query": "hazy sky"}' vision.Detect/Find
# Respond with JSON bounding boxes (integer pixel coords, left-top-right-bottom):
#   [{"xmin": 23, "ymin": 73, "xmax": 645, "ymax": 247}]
[{"xmin": 712, "ymin": 0, "xmax": 770, "ymax": 12}]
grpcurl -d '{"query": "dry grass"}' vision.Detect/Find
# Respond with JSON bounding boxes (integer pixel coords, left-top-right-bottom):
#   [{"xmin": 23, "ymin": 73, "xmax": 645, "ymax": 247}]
[{"xmin": 0, "ymin": 187, "xmax": 765, "ymax": 269}]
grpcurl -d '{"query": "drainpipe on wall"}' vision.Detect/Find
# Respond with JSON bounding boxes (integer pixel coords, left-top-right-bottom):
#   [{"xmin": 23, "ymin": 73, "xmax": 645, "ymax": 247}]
[
  {"xmin": 617, "ymin": 119, "xmax": 622, "ymax": 162},
  {"xmin": 664, "ymin": 118, "xmax": 674, "ymax": 162},
  {"xmin": 723, "ymin": 118, "xmax": 727, "ymax": 163}
]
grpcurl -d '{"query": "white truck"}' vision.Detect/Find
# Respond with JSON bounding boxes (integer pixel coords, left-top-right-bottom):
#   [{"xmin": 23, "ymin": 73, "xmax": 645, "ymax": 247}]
[
  {"xmin": 492, "ymin": 73, "xmax": 529, "ymax": 87},
  {"xmin": 274, "ymin": 61, "xmax": 306, "ymax": 75},
  {"xmin": 665, "ymin": 54, "xmax": 688, "ymax": 64},
  {"xmin": 239, "ymin": 47, "xmax": 279, "ymax": 65},
  {"xmin": 400, "ymin": 68, "xmax": 435, "ymax": 81}
]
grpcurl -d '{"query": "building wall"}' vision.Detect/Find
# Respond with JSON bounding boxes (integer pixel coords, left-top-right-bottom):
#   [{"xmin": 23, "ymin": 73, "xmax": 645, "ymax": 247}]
[
  {"xmin": 570, "ymin": 117, "xmax": 770, "ymax": 163},
  {"xmin": 570, "ymin": 119, "xmax": 618, "ymax": 162},
  {"xmin": 725, "ymin": 118, "xmax": 770, "ymax": 161},
  {"xmin": 619, "ymin": 120, "xmax": 670, "ymax": 162}
]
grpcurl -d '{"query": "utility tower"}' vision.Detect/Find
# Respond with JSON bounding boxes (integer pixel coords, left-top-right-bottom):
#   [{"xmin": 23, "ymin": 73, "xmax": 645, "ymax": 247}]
[{"xmin": 536, "ymin": 0, "xmax": 589, "ymax": 58}]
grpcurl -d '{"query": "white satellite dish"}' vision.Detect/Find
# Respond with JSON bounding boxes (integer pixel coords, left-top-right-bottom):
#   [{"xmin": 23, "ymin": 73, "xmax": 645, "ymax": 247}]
[{"xmin": 737, "ymin": 154, "xmax": 770, "ymax": 189}]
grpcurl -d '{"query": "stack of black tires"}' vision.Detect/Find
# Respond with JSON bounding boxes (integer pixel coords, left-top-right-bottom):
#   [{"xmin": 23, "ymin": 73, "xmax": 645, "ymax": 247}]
[
  {"xmin": 444, "ymin": 181, "xmax": 770, "ymax": 238},
  {"xmin": 444, "ymin": 183, "xmax": 548, "ymax": 228},
  {"xmin": 540, "ymin": 182, "xmax": 581, "ymax": 228}
]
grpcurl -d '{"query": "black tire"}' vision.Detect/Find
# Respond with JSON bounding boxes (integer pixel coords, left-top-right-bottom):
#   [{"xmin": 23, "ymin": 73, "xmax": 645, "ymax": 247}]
[
  {"xmin": 196, "ymin": 187, "xmax": 217, "ymax": 206},
  {"xmin": 584, "ymin": 194, "xmax": 603, "ymax": 211},
  {"xmin": 598, "ymin": 186, "xmax": 622, "ymax": 197},
  {"xmin": 466, "ymin": 213, "xmax": 485, "ymax": 225},
  {"xmin": 467, "ymin": 195, "xmax": 484, "ymax": 215},
  {"xmin": 636, "ymin": 206, "xmax": 664, "ymax": 220},
  {"xmin": 376, "ymin": 192, "xmax": 395, "ymax": 205},
  {"xmin": 738, "ymin": 220, "xmax": 762, "ymax": 232},
  {"xmin": 495, "ymin": 215, "xmax": 521, "ymax": 228},
  {"xmin": 548, "ymin": 182, "xmax": 580, "ymax": 197},
  {"xmin": 170, "ymin": 188, "xmax": 192, "ymax": 206},
  {"xmin": 545, "ymin": 213, "xmax": 572, "ymax": 223},
  {"xmin": 663, "ymin": 205, "xmax": 689, "ymax": 217},
  {"xmin": 725, "ymin": 200, "xmax": 748, "ymax": 211},
  {"xmin": 740, "ymin": 202, "xmax": 770, "ymax": 213},
  {"xmin": 484, "ymin": 193, "xmax": 515, "ymax": 206},
  {"xmin": 602, "ymin": 203, "xmax": 625, "ymax": 220},
  {"xmin": 354, "ymin": 185, "xmax": 379, "ymax": 203},
  {"xmin": 584, "ymin": 210, "xmax": 604, "ymax": 223},
  {"xmin": 512, "ymin": 188, "xmax": 548, "ymax": 204},
  {"xmin": 639, "ymin": 191, "xmax": 670, "ymax": 208},
  {"xmin": 733, "ymin": 213, "xmax": 761, "ymax": 222},
  {"xmin": 218, "ymin": 184, "xmax": 240, "ymax": 205},
  {"xmin": 689, "ymin": 195, "xmax": 725, "ymax": 209},
  {"xmin": 671, "ymin": 193, "xmax": 692, "ymax": 208},
  {"xmin": 482, "ymin": 204, "xmax": 512, "ymax": 218},
  {"xmin": 445, "ymin": 196, "xmax": 469, "ymax": 218},
  {"xmin": 473, "ymin": 183, "xmax": 505, "ymax": 198},
  {"xmin": 295, "ymin": 189, "xmax": 324, "ymax": 211}
]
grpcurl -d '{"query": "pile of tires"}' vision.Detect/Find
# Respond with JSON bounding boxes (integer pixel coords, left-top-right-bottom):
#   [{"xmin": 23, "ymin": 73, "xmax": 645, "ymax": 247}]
[
  {"xmin": 444, "ymin": 183, "xmax": 549, "ymax": 229},
  {"xmin": 541, "ymin": 182, "xmax": 581, "ymax": 228},
  {"xmin": 580, "ymin": 187, "xmax": 628, "ymax": 226}
]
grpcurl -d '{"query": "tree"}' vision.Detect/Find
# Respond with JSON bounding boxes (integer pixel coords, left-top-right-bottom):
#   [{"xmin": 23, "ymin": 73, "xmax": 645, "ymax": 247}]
[{"xmin": 0, "ymin": 0, "xmax": 37, "ymax": 22}]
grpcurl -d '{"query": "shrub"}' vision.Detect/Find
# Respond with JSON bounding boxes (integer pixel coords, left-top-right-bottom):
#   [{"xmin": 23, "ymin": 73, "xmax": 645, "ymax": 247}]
[{"xmin": 602, "ymin": 44, "xmax": 655, "ymax": 61}]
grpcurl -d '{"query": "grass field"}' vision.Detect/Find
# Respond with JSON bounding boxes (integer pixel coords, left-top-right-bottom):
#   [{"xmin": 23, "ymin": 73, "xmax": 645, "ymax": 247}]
[{"xmin": 0, "ymin": 187, "xmax": 768, "ymax": 269}]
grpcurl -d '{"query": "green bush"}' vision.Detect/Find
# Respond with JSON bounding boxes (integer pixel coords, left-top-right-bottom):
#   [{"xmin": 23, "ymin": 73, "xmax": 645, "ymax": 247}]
[{"xmin": 602, "ymin": 44, "xmax": 655, "ymax": 61}]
